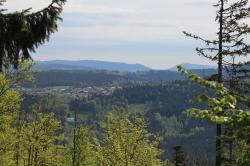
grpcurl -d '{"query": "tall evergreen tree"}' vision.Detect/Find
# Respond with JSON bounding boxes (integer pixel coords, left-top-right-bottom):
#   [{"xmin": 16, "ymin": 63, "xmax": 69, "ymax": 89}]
[
  {"xmin": 172, "ymin": 145, "xmax": 186, "ymax": 166},
  {"xmin": 0, "ymin": 0, "xmax": 66, "ymax": 71},
  {"xmin": 183, "ymin": 0, "xmax": 250, "ymax": 165}
]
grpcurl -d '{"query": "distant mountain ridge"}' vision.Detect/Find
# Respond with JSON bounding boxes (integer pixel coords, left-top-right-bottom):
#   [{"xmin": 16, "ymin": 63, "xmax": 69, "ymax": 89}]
[
  {"xmin": 34, "ymin": 61, "xmax": 217, "ymax": 73},
  {"xmin": 34, "ymin": 60, "xmax": 151, "ymax": 72},
  {"xmin": 169, "ymin": 63, "xmax": 217, "ymax": 71}
]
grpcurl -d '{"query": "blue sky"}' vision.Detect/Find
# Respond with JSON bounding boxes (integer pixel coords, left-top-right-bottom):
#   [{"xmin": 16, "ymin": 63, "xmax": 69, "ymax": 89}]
[{"xmin": 4, "ymin": 0, "xmax": 218, "ymax": 69}]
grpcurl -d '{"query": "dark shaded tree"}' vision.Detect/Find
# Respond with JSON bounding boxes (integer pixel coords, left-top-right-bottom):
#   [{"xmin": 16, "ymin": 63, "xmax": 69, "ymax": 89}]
[
  {"xmin": 172, "ymin": 145, "xmax": 186, "ymax": 166},
  {"xmin": 0, "ymin": 0, "xmax": 66, "ymax": 71}
]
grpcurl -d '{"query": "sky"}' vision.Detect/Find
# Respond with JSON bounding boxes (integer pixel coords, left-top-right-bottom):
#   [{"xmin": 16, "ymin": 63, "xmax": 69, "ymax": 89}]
[{"xmin": 3, "ymin": 0, "xmax": 219, "ymax": 69}]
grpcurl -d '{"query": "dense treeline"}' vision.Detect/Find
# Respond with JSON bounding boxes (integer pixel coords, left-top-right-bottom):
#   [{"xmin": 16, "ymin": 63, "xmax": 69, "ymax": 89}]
[
  {"xmin": 23, "ymin": 69, "xmax": 216, "ymax": 87},
  {"xmin": 27, "ymin": 70, "xmax": 124, "ymax": 87}
]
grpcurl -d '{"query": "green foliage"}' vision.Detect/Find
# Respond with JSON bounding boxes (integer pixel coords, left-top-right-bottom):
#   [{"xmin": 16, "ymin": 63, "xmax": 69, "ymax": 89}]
[
  {"xmin": 0, "ymin": 71, "xmax": 21, "ymax": 165},
  {"xmin": 0, "ymin": 65, "xmax": 67, "ymax": 165},
  {"xmin": 18, "ymin": 111, "xmax": 65, "ymax": 166},
  {"xmin": 95, "ymin": 110, "xmax": 166, "ymax": 166},
  {"xmin": 154, "ymin": 114, "xmax": 184, "ymax": 137},
  {"xmin": 0, "ymin": 75, "xmax": 21, "ymax": 113},
  {"xmin": 68, "ymin": 127, "xmax": 97, "ymax": 166},
  {"xmin": 178, "ymin": 65, "xmax": 250, "ymax": 165},
  {"xmin": 0, "ymin": 61, "xmax": 38, "ymax": 165},
  {"xmin": 235, "ymin": 141, "xmax": 250, "ymax": 166}
]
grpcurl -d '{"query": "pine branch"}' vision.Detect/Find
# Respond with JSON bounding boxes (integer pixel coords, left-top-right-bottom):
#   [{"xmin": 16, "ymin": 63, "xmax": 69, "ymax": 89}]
[
  {"xmin": 183, "ymin": 31, "xmax": 218, "ymax": 45},
  {"xmin": 0, "ymin": 0, "xmax": 66, "ymax": 70}
]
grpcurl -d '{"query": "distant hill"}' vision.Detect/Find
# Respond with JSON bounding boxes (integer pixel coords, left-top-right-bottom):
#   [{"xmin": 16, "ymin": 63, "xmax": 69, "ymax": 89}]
[
  {"xmin": 34, "ymin": 60, "xmax": 151, "ymax": 72},
  {"xmin": 169, "ymin": 63, "xmax": 217, "ymax": 71}
]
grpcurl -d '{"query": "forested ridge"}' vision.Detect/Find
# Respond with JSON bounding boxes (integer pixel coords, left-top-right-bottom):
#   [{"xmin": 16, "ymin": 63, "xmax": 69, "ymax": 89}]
[{"xmin": 22, "ymin": 69, "xmax": 216, "ymax": 87}]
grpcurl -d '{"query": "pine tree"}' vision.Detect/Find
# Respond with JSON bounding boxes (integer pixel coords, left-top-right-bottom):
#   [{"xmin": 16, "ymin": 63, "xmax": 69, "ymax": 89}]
[
  {"xmin": 172, "ymin": 145, "xmax": 186, "ymax": 166},
  {"xmin": 220, "ymin": 0, "xmax": 250, "ymax": 94},
  {"xmin": 183, "ymin": 1, "xmax": 250, "ymax": 165},
  {"xmin": 0, "ymin": 0, "xmax": 66, "ymax": 71}
]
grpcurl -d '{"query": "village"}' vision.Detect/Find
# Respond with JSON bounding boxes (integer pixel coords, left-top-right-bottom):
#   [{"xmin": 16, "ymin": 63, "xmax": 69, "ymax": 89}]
[{"xmin": 21, "ymin": 86, "xmax": 122, "ymax": 98}]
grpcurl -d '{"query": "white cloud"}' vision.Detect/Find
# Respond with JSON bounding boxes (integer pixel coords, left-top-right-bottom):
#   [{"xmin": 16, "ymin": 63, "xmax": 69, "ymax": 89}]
[
  {"xmin": 2, "ymin": 0, "xmax": 52, "ymax": 12},
  {"xmin": 64, "ymin": 2, "xmax": 138, "ymax": 14},
  {"xmin": 58, "ymin": 26, "xmax": 179, "ymax": 42}
]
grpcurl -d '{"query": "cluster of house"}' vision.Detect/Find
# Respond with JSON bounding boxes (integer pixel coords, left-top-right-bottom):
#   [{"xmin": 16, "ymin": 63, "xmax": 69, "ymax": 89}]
[
  {"xmin": 21, "ymin": 86, "xmax": 122, "ymax": 98},
  {"xmin": 70, "ymin": 86, "xmax": 121, "ymax": 98}
]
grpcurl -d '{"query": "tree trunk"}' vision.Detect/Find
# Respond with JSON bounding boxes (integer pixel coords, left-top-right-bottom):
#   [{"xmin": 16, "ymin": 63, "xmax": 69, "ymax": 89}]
[
  {"xmin": 0, "ymin": 55, "xmax": 2, "ymax": 73},
  {"xmin": 216, "ymin": 1, "xmax": 224, "ymax": 166},
  {"xmin": 28, "ymin": 147, "xmax": 32, "ymax": 166},
  {"xmin": 72, "ymin": 109, "xmax": 77, "ymax": 166}
]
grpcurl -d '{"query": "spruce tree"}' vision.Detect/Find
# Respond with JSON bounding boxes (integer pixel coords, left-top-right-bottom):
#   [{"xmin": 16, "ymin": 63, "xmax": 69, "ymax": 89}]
[
  {"xmin": 172, "ymin": 145, "xmax": 186, "ymax": 166},
  {"xmin": 183, "ymin": 0, "xmax": 250, "ymax": 165},
  {"xmin": 0, "ymin": 0, "xmax": 66, "ymax": 71}
]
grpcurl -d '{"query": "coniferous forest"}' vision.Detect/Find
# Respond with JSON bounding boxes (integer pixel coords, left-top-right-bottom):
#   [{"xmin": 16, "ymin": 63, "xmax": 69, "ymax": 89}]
[{"xmin": 0, "ymin": 0, "xmax": 250, "ymax": 166}]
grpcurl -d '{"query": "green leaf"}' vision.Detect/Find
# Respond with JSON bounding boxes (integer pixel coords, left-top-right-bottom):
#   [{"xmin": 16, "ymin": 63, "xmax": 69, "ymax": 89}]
[{"xmin": 195, "ymin": 94, "xmax": 210, "ymax": 102}]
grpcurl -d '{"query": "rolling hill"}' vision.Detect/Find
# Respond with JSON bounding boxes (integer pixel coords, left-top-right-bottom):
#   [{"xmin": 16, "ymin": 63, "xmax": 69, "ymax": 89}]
[{"xmin": 34, "ymin": 60, "xmax": 151, "ymax": 72}]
